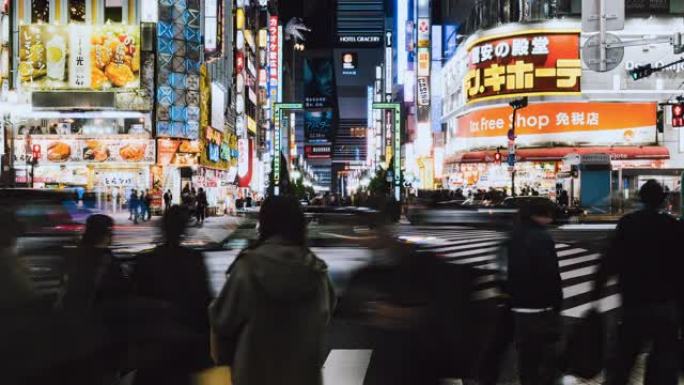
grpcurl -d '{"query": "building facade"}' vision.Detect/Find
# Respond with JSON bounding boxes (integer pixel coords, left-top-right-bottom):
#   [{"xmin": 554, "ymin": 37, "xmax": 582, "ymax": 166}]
[{"xmin": 441, "ymin": 1, "xmax": 684, "ymax": 209}]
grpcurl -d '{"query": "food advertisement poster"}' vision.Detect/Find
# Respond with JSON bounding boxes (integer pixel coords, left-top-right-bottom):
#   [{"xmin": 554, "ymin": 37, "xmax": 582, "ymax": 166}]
[
  {"xmin": 19, "ymin": 24, "xmax": 141, "ymax": 90},
  {"xmin": 13, "ymin": 137, "xmax": 154, "ymax": 164}
]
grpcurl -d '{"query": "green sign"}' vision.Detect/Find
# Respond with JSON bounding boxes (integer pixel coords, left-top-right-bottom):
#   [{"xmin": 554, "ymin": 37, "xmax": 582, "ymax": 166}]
[{"xmin": 272, "ymin": 103, "xmax": 304, "ymax": 195}]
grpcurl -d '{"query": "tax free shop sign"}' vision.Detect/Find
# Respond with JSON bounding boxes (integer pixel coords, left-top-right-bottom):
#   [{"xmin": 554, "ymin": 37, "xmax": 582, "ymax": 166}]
[{"xmin": 453, "ymin": 102, "xmax": 657, "ymax": 152}]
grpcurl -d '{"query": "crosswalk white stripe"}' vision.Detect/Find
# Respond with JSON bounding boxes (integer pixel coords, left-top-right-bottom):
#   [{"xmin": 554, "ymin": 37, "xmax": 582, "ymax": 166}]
[
  {"xmin": 451, "ymin": 254, "xmax": 497, "ymax": 265},
  {"xmin": 430, "ymin": 240, "xmax": 503, "ymax": 253},
  {"xmin": 323, "ymin": 349, "xmax": 373, "ymax": 385},
  {"xmin": 561, "ymin": 265, "xmax": 597, "ymax": 280},
  {"xmin": 562, "ymin": 294, "xmax": 621, "ymax": 318},
  {"xmin": 559, "ymin": 253, "xmax": 601, "ymax": 268},
  {"xmin": 557, "ymin": 248, "xmax": 587, "ymax": 257},
  {"xmin": 443, "ymin": 246, "xmax": 500, "ymax": 259}
]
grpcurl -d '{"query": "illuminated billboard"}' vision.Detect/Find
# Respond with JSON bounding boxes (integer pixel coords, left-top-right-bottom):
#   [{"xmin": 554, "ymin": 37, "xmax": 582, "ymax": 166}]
[
  {"xmin": 19, "ymin": 24, "xmax": 141, "ymax": 90},
  {"xmin": 452, "ymin": 102, "xmax": 656, "ymax": 151},
  {"xmin": 464, "ymin": 31, "xmax": 581, "ymax": 104}
]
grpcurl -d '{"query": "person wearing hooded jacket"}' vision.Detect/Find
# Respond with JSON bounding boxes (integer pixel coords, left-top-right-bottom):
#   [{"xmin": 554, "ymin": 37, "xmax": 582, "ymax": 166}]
[{"xmin": 209, "ymin": 195, "xmax": 336, "ymax": 385}]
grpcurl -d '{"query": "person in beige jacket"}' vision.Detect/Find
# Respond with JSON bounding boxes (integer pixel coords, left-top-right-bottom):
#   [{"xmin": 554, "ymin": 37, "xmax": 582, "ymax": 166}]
[{"xmin": 209, "ymin": 195, "xmax": 336, "ymax": 385}]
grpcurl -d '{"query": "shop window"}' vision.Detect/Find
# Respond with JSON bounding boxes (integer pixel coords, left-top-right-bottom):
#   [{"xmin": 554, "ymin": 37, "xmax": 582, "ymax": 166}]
[
  {"xmin": 31, "ymin": 0, "xmax": 50, "ymax": 23},
  {"xmin": 69, "ymin": 0, "xmax": 86, "ymax": 22},
  {"xmin": 104, "ymin": 0, "xmax": 123, "ymax": 23}
]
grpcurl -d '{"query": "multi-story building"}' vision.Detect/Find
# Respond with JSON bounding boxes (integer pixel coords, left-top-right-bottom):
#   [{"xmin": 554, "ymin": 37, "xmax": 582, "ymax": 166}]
[
  {"xmin": 441, "ymin": 0, "xmax": 684, "ymax": 210},
  {"xmin": 0, "ymin": 0, "xmax": 244, "ymax": 213}
]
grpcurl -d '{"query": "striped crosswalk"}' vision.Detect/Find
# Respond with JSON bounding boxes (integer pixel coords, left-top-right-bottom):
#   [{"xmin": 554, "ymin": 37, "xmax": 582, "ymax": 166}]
[{"xmin": 394, "ymin": 225, "xmax": 619, "ymax": 318}]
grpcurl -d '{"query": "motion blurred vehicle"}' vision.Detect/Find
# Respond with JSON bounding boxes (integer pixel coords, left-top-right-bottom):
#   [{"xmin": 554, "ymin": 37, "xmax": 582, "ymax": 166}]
[
  {"xmin": 0, "ymin": 188, "xmax": 87, "ymax": 304},
  {"xmin": 205, "ymin": 208, "xmax": 380, "ymax": 297},
  {"xmin": 408, "ymin": 195, "xmax": 584, "ymax": 226}
]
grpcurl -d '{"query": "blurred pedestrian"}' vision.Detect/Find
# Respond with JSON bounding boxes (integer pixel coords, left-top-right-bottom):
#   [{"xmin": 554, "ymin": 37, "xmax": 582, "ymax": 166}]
[
  {"xmin": 593, "ymin": 179, "xmax": 682, "ymax": 385},
  {"xmin": 558, "ymin": 190, "xmax": 569, "ymax": 207},
  {"xmin": 210, "ymin": 196, "xmax": 336, "ymax": 385},
  {"xmin": 144, "ymin": 189, "xmax": 153, "ymax": 220},
  {"xmin": 498, "ymin": 200, "xmax": 563, "ymax": 385},
  {"xmin": 196, "ymin": 188, "xmax": 208, "ymax": 226},
  {"xmin": 163, "ymin": 189, "xmax": 172, "ymax": 213},
  {"xmin": 132, "ymin": 206, "xmax": 213, "ymax": 385},
  {"xmin": 129, "ymin": 189, "xmax": 139, "ymax": 223},
  {"xmin": 58, "ymin": 214, "xmax": 129, "ymax": 385}
]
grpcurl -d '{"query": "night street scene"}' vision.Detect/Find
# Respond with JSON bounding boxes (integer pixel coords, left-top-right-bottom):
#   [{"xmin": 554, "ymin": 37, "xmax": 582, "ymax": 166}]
[{"xmin": 1, "ymin": 0, "xmax": 684, "ymax": 385}]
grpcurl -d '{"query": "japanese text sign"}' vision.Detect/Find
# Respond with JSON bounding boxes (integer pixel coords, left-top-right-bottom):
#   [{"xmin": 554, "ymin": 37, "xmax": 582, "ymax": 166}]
[
  {"xmin": 464, "ymin": 31, "xmax": 580, "ymax": 104},
  {"xmin": 454, "ymin": 102, "xmax": 656, "ymax": 151}
]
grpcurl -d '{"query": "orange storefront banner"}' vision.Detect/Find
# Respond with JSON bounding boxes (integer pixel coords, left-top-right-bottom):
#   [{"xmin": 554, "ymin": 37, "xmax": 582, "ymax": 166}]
[
  {"xmin": 456, "ymin": 102, "xmax": 656, "ymax": 138},
  {"xmin": 465, "ymin": 30, "xmax": 581, "ymax": 103}
]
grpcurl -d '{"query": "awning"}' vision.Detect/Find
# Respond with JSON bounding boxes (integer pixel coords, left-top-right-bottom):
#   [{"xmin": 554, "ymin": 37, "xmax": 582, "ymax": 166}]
[{"xmin": 445, "ymin": 146, "xmax": 670, "ymax": 165}]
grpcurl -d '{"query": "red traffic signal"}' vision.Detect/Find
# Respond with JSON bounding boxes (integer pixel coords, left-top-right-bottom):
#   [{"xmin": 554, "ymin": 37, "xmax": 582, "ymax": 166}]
[
  {"xmin": 672, "ymin": 104, "xmax": 684, "ymax": 127},
  {"xmin": 31, "ymin": 144, "xmax": 41, "ymax": 159},
  {"xmin": 494, "ymin": 150, "xmax": 502, "ymax": 164}
]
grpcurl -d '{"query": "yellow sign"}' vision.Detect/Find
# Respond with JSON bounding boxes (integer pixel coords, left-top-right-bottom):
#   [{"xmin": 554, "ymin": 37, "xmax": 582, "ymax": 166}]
[{"xmin": 247, "ymin": 116, "xmax": 257, "ymax": 134}]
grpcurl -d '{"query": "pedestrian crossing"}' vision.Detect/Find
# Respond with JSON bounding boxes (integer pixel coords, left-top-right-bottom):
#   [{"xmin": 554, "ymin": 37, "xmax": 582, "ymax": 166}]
[{"xmin": 393, "ymin": 226, "xmax": 620, "ymax": 318}]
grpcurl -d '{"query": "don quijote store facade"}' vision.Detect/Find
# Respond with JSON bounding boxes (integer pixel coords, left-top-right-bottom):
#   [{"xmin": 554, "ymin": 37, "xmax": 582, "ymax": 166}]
[
  {"xmin": 442, "ymin": 13, "xmax": 684, "ymax": 210},
  {"xmin": 0, "ymin": 1, "xmax": 156, "ymax": 212}
]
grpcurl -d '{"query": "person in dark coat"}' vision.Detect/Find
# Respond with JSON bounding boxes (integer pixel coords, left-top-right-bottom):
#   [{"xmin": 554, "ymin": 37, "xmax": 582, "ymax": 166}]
[
  {"xmin": 132, "ymin": 206, "xmax": 213, "ymax": 385},
  {"xmin": 58, "ymin": 214, "xmax": 129, "ymax": 385},
  {"xmin": 129, "ymin": 189, "xmax": 139, "ymax": 223},
  {"xmin": 196, "ymin": 188, "xmax": 208, "ymax": 225},
  {"xmin": 163, "ymin": 190, "xmax": 172, "ymax": 212},
  {"xmin": 209, "ymin": 196, "xmax": 336, "ymax": 385},
  {"xmin": 593, "ymin": 179, "xmax": 682, "ymax": 385},
  {"xmin": 506, "ymin": 200, "xmax": 563, "ymax": 385},
  {"xmin": 144, "ymin": 189, "xmax": 153, "ymax": 220}
]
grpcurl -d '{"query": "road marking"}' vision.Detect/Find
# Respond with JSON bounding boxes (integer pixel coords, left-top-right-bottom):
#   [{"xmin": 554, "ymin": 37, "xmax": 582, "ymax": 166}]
[
  {"xmin": 558, "ymin": 224, "xmax": 616, "ymax": 231},
  {"xmin": 443, "ymin": 246, "xmax": 500, "ymax": 259},
  {"xmin": 562, "ymin": 294, "xmax": 621, "ymax": 318},
  {"xmin": 561, "ymin": 265, "xmax": 598, "ymax": 280},
  {"xmin": 323, "ymin": 349, "xmax": 373, "ymax": 385},
  {"xmin": 557, "ymin": 248, "xmax": 587, "ymax": 257},
  {"xmin": 559, "ymin": 253, "xmax": 601, "ymax": 268}
]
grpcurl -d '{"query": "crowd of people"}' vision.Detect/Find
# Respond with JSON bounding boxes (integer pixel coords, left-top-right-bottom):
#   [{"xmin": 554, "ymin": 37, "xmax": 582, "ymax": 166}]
[
  {"xmin": 127, "ymin": 189, "xmax": 153, "ymax": 224},
  {"xmin": 0, "ymin": 180, "xmax": 682, "ymax": 385}
]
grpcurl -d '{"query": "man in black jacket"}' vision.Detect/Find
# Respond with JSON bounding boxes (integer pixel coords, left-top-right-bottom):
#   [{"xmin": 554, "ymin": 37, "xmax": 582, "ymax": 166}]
[
  {"xmin": 507, "ymin": 200, "xmax": 563, "ymax": 385},
  {"xmin": 593, "ymin": 179, "xmax": 682, "ymax": 385}
]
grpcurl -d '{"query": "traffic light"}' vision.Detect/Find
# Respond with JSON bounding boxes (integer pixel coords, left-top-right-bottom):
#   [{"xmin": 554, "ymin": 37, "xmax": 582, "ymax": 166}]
[
  {"xmin": 672, "ymin": 104, "xmax": 684, "ymax": 127},
  {"xmin": 494, "ymin": 148, "xmax": 502, "ymax": 164},
  {"xmin": 629, "ymin": 64, "xmax": 654, "ymax": 80},
  {"xmin": 570, "ymin": 165, "xmax": 579, "ymax": 178},
  {"xmin": 657, "ymin": 108, "xmax": 664, "ymax": 132},
  {"xmin": 509, "ymin": 96, "xmax": 528, "ymax": 109},
  {"xmin": 31, "ymin": 144, "xmax": 41, "ymax": 160}
]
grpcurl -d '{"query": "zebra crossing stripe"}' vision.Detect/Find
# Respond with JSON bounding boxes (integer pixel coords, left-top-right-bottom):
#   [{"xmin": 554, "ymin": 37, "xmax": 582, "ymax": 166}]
[
  {"xmin": 561, "ymin": 265, "xmax": 598, "ymax": 280},
  {"xmin": 562, "ymin": 293, "xmax": 621, "ymax": 318},
  {"xmin": 323, "ymin": 349, "xmax": 373, "ymax": 385},
  {"xmin": 557, "ymin": 248, "xmax": 588, "ymax": 258},
  {"xmin": 559, "ymin": 253, "xmax": 601, "ymax": 268}
]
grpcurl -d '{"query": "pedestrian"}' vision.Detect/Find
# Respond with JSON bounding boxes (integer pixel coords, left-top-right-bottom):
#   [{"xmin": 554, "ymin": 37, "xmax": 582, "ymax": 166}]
[
  {"xmin": 163, "ymin": 189, "xmax": 172, "ymax": 212},
  {"xmin": 129, "ymin": 189, "xmax": 139, "ymax": 224},
  {"xmin": 494, "ymin": 199, "xmax": 563, "ymax": 385},
  {"xmin": 132, "ymin": 206, "xmax": 213, "ymax": 385},
  {"xmin": 196, "ymin": 188, "xmax": 208, "ymax": 225},
  {"xmin": 209, "ymin": 195, "xmax": 336, "ymax": 385},
  {"xmin": 137, "ymin": 190, "xmax": 146, "ymax": 222},
  {"xmin": 559, "ymin": 190, "xmax": 569, "ymax": 207},
  {"xmin": 593, "ymin": 179, "xmax": 682, "ymax": 385},
  {"xmin": 58, "ymin": 214, "xmax": 129, "ymax": 385},
  {"xmin": 144, "ymin": 189, "xmax": 153, "ymax": 220}
]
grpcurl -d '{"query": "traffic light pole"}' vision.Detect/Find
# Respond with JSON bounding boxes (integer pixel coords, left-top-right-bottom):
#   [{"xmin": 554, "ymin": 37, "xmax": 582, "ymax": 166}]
[{"xmin": 511, "ymin": 108, "xmax": 517, "ymax": 197}]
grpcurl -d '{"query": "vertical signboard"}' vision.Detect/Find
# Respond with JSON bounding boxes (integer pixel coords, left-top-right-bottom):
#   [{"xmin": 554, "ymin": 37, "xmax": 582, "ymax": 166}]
[
  {"xmin": 268, "ymin": 16, "xmax": 279, "ymax": 107},
  {"xmin": 385, "ymin": 31, "xmax": 393, "ymax": 100}
]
